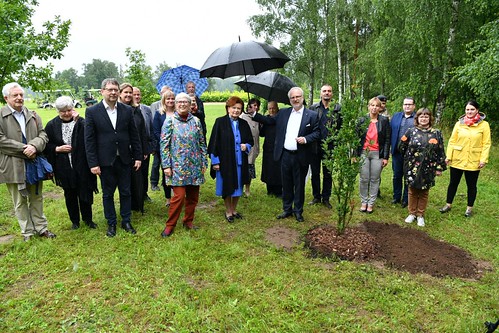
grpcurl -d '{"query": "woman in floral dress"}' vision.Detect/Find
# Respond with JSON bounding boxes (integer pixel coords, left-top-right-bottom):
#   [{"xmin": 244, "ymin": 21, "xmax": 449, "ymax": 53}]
[
  {"xmin": 159, "ymin": 93, "xmax": 208, "ymax": 237},
  {"xmin": 399, "ymin": 108, "xmax": 446, "ymax": 227}
]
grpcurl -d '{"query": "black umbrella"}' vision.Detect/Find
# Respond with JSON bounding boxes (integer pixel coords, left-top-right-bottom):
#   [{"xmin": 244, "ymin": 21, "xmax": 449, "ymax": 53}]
[
  {"xmin": 199, "ymin": 40, "xmax": 290, "ymax": 79},
  {"xmin": 235, "ymin": 71, "xmax": 297, "ymax": 105}
]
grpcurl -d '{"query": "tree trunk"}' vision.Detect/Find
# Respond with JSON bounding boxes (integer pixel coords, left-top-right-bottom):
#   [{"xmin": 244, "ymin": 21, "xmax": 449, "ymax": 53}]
[{"xmin": 436, "ymin": 0, "xmax": 460, "ymax": 123}]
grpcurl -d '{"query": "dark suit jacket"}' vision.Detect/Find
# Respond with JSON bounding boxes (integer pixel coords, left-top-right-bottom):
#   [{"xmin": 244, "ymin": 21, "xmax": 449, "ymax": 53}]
[
  {"xmin": 254, "ymin": 107, "xmax": 320, "ymax": 167},
  {"xmin": 84, "ymin": 101, "xmax": 142, "ymax": 168}
]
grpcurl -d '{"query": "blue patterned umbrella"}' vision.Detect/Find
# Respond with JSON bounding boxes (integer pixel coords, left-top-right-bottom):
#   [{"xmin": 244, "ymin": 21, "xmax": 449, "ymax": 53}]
[{"xmin": 156, "ymin": 65, "xmax": 208, "ymax": 96}]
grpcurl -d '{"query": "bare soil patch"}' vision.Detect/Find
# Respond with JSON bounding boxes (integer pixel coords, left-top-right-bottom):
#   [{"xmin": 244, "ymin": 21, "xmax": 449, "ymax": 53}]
[{"xmin": 266, "ymin": 221, "xmax": 490, "ymax": 279}]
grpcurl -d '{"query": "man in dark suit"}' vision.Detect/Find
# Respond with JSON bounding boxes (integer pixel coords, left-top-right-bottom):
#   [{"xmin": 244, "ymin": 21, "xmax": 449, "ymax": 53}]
[
  {"xmin": 252, "ymin": 87, "xmax": 320, "ymax": 222},
  {"xmin": 85, "ymin": 78, "xmax": 142, "ymax": 237}
]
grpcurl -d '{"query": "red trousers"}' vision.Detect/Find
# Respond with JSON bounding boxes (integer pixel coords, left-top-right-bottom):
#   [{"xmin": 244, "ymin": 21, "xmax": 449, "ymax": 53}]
[
  {"xmin": 408, "ymin": 187, "xmax": 429, "ymax": 217},
  {"xmin": 165, "ymin": 185, "xmax": 200, "ymax": 228}
]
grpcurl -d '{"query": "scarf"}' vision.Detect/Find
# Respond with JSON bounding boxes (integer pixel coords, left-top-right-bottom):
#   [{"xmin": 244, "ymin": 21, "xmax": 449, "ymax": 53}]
[{"xmin": 464, "ymin": 113, "xmax": 481, "ymax": 126}]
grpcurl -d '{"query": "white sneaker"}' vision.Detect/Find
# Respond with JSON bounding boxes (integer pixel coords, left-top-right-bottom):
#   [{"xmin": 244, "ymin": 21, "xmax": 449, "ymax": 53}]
[
  {"xmin": 417, "ymin": 216, "xmax": 425, "ymax": 227},
  {"xmin": 405, "ymin": 214, "xmax": 416, "ymax": 223}
]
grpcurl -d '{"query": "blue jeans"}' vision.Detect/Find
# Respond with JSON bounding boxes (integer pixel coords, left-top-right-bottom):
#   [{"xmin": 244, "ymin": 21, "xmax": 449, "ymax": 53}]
[{"xmin": 392, "ymin": 152, "xmax": 408, "ymax": 203}]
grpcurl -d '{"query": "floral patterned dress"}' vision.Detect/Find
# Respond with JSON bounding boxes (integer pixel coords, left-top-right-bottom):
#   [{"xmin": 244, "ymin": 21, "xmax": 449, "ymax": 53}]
[
  {"xmin": 160, "ymin": 112, "xmax": 208, "ymax": 186},
  {"xmin": 399, "ymin": 127, "xmax": 447, "ymax": 190}
]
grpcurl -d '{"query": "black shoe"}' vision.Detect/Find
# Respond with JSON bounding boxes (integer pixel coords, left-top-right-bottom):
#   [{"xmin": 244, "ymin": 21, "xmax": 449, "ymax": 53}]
[
  {"xmin": 225, "ymin": 214, "xmax": 235, "ymax": 223},
  {"xmin": 308, "ymin": 198, "xmax": 321, "ymax": 205},
  {"xmin": 121, "ymin": 222, "xmax": 137, "ymax": 234},
  {"xmin": 71, "ymin": 222, "xmax": 80, "ymax": 230},
  {"xmin": 233, "ymin": 212, "xmax": 243, "ymax": 219},
  {"xmin": 391, "ymin": 199, "xmax": 401, "ymax": 204},
  {"xmin": 106, "ymin": 225, "xmax": 116, "ymax": 237},
  {"xmin": 85, "ymin": 221, "xmax": 98, "ymax": 229},
  {"xmin": 39, "ymin": 230, "xmax": 57, "ymax": 238},
  {"xmin": 401, "ymin": 202, "xmax": 408, "ymax": 208},
  {"xmin": 276, "ymin": 211, "xmax": 293, "ymax": 219},
  {"xmin": 295, "ymin": 213, "xmax": 304, "ymax": 222},
  {"xmin": 464, "ymin": 209, "xmax": 473, "ymax": 218},
  {"xmin": 322, "ymin": 200, "xmax": 332, "ymax": 209}
]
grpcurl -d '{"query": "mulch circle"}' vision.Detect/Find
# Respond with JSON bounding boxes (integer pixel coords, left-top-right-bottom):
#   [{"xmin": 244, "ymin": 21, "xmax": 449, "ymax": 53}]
[{"xmin": 303, "ymin": 221, "xmax": 490, "ymax": 279}]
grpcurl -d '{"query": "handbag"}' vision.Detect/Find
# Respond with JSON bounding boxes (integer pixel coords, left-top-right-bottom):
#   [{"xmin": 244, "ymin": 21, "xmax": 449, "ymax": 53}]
[{"xmin": 25, "ymin": 155, "xmax": 54, "ymax": 185}]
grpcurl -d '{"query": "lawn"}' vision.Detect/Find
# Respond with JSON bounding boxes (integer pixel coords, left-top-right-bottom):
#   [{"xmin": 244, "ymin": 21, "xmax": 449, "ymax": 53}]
[{"xmin": 0, "ymin": 102, "xmax": 497, "ymax": 332}]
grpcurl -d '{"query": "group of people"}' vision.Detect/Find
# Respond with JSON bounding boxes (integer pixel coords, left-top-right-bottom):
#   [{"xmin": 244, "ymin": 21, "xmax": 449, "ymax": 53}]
[
  {"xmin": 0, "ymin": 79, "xmax": 492, "ymax": 242},
  {"xmin": 355, "ymin": 96, "xmax": 491, "ymax": 227}
]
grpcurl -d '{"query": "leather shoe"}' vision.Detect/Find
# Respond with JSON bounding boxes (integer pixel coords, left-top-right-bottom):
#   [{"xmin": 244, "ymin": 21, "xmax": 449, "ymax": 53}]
[
  {"xmin": 39, "ymin": 230, "xmax": 56, "ymax": 238},
  {"xmin": 391, "ymin": 199, "xmax": 401, "ymax": 204},
  {"xmin": 225, "ymin": 214, "xmax": 235, "ymax": 223},
  {"xmin": 183, "ymin": 223, "xmax": 200, "ymax": 230},
  {"xmin": 308, "ymin": 198, "xmax": 321, "ymax": 205},
  {"xmin": 439, "ymin": 205, "xmax": 452, "ymax": 213},
  {"xmin": 106, "ymin": 225, "xmax": 116, "ymax": 237},
  {"xmin": 233, "ymin": 212, "xmax": 243, "ymax": 219},
  {"xmin": 121, "ymin": 222, "xmax": 137, "ymax": 234},
  {"xmin": 85, "ymin": 221, "xmax": 98, "ymax": 229},
  {"xmin": 295, "ymin": 213, "xmax": 304, "ymax": 222},
  {"xmin": 322, "ymin": 200, "xmax": 332, "ymax": 209},
  {"xmin": 71, "ymin": 222, "xmax": 80, "ymax": 230},
  {"xmin": 401, "ymin": 202, "xmax": 408, "ymax": 208},
  {"xmin": 464, "ymin": 209, "xmax": 473, "ymax": 218},
  {"xmin": 276, "ymin": 211, "xmax": 293, "ymax": 219},
  {"xmin": 161, "ymin": 227, "xmax": 174, "ymax": 237}
]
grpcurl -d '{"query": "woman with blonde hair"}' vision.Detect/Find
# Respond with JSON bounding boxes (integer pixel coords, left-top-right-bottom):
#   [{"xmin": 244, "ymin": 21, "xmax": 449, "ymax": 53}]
[{"xmin": 152, "ymin": 89, "xmax": 176, "ymax": 207}]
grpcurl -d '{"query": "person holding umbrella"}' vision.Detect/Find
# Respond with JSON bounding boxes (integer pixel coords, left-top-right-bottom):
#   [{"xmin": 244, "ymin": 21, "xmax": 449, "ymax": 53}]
[
  {"xmin": 208, "ymin": 96, "xmax": 253, "ymax": 223},
  {"xmin": 259, "ymin": 101, "xmax": 282, "ymax": 197}
]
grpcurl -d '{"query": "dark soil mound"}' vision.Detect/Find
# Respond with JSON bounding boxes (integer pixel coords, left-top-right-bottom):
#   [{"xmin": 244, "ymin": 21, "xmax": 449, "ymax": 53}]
[{"xmin": 303, "ymin": 221, "xmax": 488, "ymax": 279}]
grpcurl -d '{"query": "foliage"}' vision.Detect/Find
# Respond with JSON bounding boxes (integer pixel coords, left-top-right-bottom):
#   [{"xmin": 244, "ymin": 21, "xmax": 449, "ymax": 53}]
[
  {"xmin": 81, "ymin": 59, "xmax": 120, "ymax": 90},
  {"xmin": 200, "ymin": 90, "xmax": 250, "ymax": 103},
  {"xmin": 322, "ymin": 99, "xmax": 365, "ymax": 234},
  {"xmin": 123, "ymin": 48, "xmax": 157, "ymax": 106},
  {"xmin": 0, "ymin": 0, "xmax": 70, "ymax": 91},
  {"xmin": 454, "ymin": 19, "xmax": 499, "ymax": 122},
  {"xmin": 248, "ymin": 0, "xmax": 497, "ymax": 120}
]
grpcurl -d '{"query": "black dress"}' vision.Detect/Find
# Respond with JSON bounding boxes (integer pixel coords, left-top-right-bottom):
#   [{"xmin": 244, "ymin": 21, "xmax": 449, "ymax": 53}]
[{"xmin": 260, "ymin": 115, "xmax": 282, "ymax": 195}]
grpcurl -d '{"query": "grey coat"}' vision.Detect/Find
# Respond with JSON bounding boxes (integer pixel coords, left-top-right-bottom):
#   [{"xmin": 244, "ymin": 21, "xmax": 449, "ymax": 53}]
[{"xmin": 0, "ymin": 106, "xmax": 48, "ymax": 184}]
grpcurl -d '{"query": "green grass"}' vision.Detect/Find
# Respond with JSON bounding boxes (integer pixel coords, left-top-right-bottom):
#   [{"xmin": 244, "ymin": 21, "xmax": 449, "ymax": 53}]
[{"xmin": 0, "ymin": 102, "xmax": 497, "ymax": 332}]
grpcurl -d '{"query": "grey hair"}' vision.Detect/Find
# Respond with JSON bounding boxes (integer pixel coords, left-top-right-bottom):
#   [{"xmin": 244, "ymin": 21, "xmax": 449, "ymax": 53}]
[
  {"xmin": 288, "ymin": 87, "xmax": 304, "ymax": 99},
  {"xmin": 2, "ymin": 82, "xmax": 23, "ymax": 97},
  {"xmin": 55, "ymin": 96, "xmax": 74, "ymax": 111},
  {"xmin": 101, "ymin": 78, "xmax": 120, "ymax": 89},
  {"xmin": 175, "ymin": 92, "xmax": 192, "ymax": 103}
]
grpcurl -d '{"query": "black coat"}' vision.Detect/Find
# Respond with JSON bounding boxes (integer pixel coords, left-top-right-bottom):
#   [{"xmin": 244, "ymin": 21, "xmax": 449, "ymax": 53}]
[
  {"xmin": 44, "ymin": 116, "xmax": 97, "ymax": 203},
  {"xmin": 208, "ymin": 115, "xmax": 254, "ymax": 197},
  {"xmin": 259, "ymin": 115, "xmax": 282, "ymax": 186}
]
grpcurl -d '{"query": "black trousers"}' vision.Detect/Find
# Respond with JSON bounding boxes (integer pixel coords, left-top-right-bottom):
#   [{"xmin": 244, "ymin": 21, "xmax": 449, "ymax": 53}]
[
  {"xmin": 100, "ymin": 159, "xmax": 132, "ymax": 226},
  {"xmin": 310, "ymin": 150, "xmax": 332, "ymax": 201},
  {"xmin": 281, "ymin": 150, "xmax": 308, "ymax": 214},
  {"xmin": 446, "ymin": 167, "xmax": 480, "ymax": 207},
  {"xmin": 63, "ymin": 187, "xmax": 92, "ymax": 224}
]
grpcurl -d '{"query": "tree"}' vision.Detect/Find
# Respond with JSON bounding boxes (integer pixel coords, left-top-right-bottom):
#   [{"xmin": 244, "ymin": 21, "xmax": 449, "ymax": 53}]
[
  {"xmin": 0, "ymin": 0, "xmax": 70, "ymax": 91},
  {"xmin": 322, "ymin": 99, "xmax": 365, "ymax": 234},
  {"xmin": 81, "ymin": 59, "xmax": 120, "ymax": 89},
  {"xmin": 123, "ymin": 48, "xmax": 157, "ymax": 105}
]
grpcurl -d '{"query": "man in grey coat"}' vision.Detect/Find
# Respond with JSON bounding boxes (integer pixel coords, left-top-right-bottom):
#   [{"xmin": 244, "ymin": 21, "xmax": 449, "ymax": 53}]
[{"xmin": 0, "ymin": 82, "xmax": 56, "ymax": 241}]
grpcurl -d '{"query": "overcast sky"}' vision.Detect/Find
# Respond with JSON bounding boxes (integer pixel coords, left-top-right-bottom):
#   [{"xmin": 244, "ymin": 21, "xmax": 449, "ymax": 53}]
[{"xmin": 31, "ymin": 0, "xmax": 262, "ymax": 74}]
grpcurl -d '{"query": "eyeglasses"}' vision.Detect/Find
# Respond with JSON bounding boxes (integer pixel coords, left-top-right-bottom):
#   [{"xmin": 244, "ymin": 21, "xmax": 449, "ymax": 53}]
[
  {"xmin": 103, "ymin": 88, "xmax": 119, "ymax": 93},
  {"xmin": 176, "ymin": 100, "xmax": 190, "ymax": 104},
  {"xmin": 290, "ymin": 95, "xmax": 302, "ymax": 99}
]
